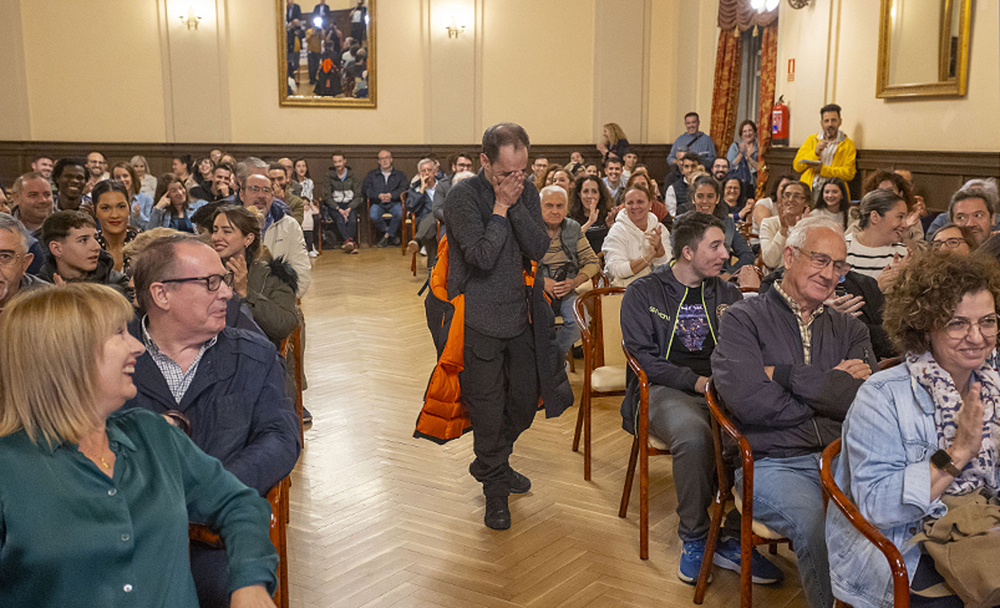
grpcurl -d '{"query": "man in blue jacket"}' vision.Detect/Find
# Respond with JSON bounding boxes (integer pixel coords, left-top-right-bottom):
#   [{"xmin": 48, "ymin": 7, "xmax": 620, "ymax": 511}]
[
  {"xmin": 711, "ymin": 215, "xmax": 875, "ymax": 608},
  {"xmin": 363, "ymin": 149, "xmax": 407, "ymax": 247},
  {"xmin": 124, "ymin": 234, "xmax": 301, "ymax": 608},
  {"xmin": 620, "ymin": 211, "xmax": 782, "ymax": 585}
]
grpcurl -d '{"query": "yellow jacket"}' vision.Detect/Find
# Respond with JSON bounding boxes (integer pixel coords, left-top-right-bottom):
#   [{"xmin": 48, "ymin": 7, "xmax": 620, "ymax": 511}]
[{"xmin": 793, "ymin": 134, "xmax": 857, "ymax": 198}]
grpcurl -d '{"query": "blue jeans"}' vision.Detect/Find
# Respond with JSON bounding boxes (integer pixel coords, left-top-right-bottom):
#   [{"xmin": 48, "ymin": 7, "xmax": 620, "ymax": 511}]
[
  {"xmin": 735, "ymin": 452, "xmax": 831, "ymax": 608},
  {"xmin": 334, "ymin": 206, "xmax": 357, "ymax": 241},
  {"xmin": 555, "ymin": 294, "xmax": 582, "ymax": 357},
  {"xmin": 369, "ymin": 202, "xmax": 402, "ymax": 238}
]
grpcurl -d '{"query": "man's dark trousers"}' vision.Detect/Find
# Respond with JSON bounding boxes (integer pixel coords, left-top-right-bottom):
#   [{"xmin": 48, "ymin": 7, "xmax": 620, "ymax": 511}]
[{"xmin": 461, "ymin": 325, "xmax": 539, "ymax": 498}]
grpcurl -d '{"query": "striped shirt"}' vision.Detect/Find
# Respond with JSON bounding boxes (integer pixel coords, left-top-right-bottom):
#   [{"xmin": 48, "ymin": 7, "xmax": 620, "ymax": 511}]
[
  {"xmin": 774, "ymin": 281, "xmax": 824, "ymax": 365},
  {"xmin": 845, "ymin": 234, "xmax": 906, "ymax": 280}
]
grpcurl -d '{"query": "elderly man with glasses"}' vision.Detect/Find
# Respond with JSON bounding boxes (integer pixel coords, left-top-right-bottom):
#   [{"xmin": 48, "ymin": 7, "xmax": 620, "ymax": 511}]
[
  {"xmin": 123, "ymin": 233, "xmax": 301, "ymax": 608},
  {"xmin": 711, "ymin": 215, "xmax": 876, "ymax": 608}
]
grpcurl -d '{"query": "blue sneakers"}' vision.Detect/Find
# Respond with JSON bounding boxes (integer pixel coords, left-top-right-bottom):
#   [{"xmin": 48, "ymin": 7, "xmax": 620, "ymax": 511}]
[
  {"xmin": 713, "ymin": 537, "xmax": 784, "ymax": 585},
  {"xmin": 678, "ymin": 538, "xmax": 710, "ymax": 584}
]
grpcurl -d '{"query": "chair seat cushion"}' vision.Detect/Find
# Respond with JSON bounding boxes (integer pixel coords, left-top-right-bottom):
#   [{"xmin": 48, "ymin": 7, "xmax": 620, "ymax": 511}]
[
  {"xmin": 591, "ymin": 365, "xmax": 626, "ymax": 392},
  {"xmin": 647, "ymin": 434, "xmax": 668, "ymax": 451},
  {"xmin": 733, "ymin": 490, "xmax": 785, "ymax": 539}
]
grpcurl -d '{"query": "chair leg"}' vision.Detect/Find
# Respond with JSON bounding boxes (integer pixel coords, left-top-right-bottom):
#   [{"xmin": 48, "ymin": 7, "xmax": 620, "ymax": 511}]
[
  {"xmin": 694, "ymin": 492, "xmax": 727, "ymax": 603},
  {"xmin": 410, "ymin": 249, "xmax": 417, "ymax": 276},
  {"xmin": 639, "ymin": 434, "xmax": 649, "ymax": 560},
  {"xmin": 572, "ymin": 389, "xmax": 586, "ymax": 453},
  {"xmin": 584, "ymin": 386, "xmax": 592, "ymax": 481},
  {"xmin": 619, "ymin": 435, "xmax": 639, "ymax": 518},
  {"xmin": 740, "ymin": 527, "xmax": 753, "ymax": 608}
]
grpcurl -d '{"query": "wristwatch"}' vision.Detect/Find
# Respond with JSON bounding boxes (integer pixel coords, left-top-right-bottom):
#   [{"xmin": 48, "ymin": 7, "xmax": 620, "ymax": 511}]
[{"xmin": 930, "ymin": 449, "xmax": 963, "ymax": 477}]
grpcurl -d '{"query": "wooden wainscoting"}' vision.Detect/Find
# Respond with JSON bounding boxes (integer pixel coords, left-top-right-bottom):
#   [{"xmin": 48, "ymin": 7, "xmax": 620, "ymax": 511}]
[{"xmin": 762, "ymin": 147, "xmax": 1000, "ymax": 212}]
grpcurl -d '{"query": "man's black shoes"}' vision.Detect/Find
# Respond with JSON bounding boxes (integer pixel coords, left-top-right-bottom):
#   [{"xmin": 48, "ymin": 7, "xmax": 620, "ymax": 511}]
[
  {"xmin": 484, "ymin": 496, "xmax": 511, "ymax": 530},
  {"xmin": 508, "ymin": 469, "xmax": 531, "ymax": 494}
]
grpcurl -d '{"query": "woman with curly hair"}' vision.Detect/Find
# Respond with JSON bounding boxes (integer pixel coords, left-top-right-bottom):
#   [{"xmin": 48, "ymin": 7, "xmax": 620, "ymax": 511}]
[{"xmin": 826, "ymin": 251, "xmax": 1000, "ymax": 608}]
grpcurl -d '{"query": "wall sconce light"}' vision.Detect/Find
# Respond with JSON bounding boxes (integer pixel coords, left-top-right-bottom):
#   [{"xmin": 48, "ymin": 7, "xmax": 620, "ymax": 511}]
[
  {"xmin": 179, "ymin": 7, "xmax": 203, "ymax": 30},
  {"xmin": 445, "ymin": 16, "xmax": 465, "ymax": 39}
]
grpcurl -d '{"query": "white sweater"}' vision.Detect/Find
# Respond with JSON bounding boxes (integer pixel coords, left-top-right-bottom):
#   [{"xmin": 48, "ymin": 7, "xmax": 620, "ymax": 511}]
[{"xmin": 602, "ymin": 211, "xmax": 672, "ymax": 287}]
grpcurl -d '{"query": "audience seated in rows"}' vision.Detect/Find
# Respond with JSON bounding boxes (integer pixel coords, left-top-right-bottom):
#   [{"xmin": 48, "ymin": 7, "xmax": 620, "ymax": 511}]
[
  {"xmin": 602, "ymin": 185, "xmax": 671, "ymax": 287},
  {"xmin": 537, "ymin": 185, "xmax": 599, "ymax": 358},
  {"xmin": 0, "ymin": 282, "xmax": 279, "ymax": 607},
  {"xmin": 406, "ymin": 157, "xmax": 450, "ymax": 270},
  {"xmin": 125, "ymin": 234, "xmax": 301, "ymax": 608},
  {"xmin": 667, "ymin": 112, "xmax": 716, "ymax": 171},
  {"xmin": 621, "ymin": 211, "xmax": 783, "ymax": 585},
  {"xmin": 828, "ymin": 251, "xmax": 1000, "ymax": 608},
  {"xmin": 712, "ymin": 215, "xmax": 876, "ymax": 608},
  {"xmin": 38, "ymin": 210, "xmax": 130, "ymax": 298},
  {"xmin": 324, "ymin": 151, "xmax": 364, "ymax": 253},
  {"xmin": 210, "ymin": 205, "xmax": 299, "ymax": 347},
  {"xmin": 759, "ymin": 180, "xmax": 811, "ymax": 272},
  {"xmin": 239, "ymin": 173, "xmax": 311, "ymax": 297},
  {"xmin": 688, "ymin": 175, "xmax": 753, "ymax": 280},
  {"xmin": 363, "ymin": 149, "xmax": 407, "ymax": 248}
]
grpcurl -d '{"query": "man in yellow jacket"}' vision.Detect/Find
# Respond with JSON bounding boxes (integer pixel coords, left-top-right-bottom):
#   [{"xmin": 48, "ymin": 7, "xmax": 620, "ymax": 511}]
[{"xmin": 793, "ymin": 104, "xmax": 856, "ymax": 198}]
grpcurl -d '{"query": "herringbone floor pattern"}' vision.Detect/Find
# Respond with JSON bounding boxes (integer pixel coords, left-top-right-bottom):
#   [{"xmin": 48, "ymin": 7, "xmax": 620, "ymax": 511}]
[{"xmin": 288, "ymin": 247, "xmax": 808, "ymax": 608}]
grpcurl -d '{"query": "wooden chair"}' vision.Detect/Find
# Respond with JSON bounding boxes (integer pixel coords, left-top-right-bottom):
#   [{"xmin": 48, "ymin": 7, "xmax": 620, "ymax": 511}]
[
  {"xmin": 618, "ymin": 342, "xmax": 671, "ymax": 560},
  {"xmin": 174, "ymin": 409, "xmax": 292, "ymax": 608},
  {"xmin": 571, "ymin": 286, "xmax": 627, "ymax": 480},
  {"xmin": 695, "ymin": 381, "xmax": 792, "ymax": 607},
  {"xmin": 364, "ymin": 191, "xmax": 406, "ymax": 249},
  {"xmin": 278, "ymin": 323, "xmax": 305, "ymax": 445},
  {"xmin": 820, "ymin": 438, "xmax": 910, "ymax": 608}
]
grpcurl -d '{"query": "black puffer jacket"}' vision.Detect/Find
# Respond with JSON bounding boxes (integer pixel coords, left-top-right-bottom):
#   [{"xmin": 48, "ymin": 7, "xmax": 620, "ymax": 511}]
[{"xmin": 35, "ymin": 249, "xmax": 131, "ymax": 301}]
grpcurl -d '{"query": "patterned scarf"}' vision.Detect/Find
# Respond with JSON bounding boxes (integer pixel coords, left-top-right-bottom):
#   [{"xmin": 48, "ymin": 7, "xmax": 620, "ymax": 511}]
[{"xmin": 908, "ymin": 351, "xmax": 1000, "ymax": 496}]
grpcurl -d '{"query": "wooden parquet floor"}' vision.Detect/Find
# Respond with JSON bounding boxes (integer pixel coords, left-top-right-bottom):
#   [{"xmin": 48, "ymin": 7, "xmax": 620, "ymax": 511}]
[{"xmin": 288, "ymin": 247, "xmax": 809, "ymax": 608}]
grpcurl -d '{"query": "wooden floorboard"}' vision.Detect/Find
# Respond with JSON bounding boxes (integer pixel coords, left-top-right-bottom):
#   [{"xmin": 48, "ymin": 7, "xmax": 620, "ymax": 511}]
[{"xmin": 287, "ymin": 247, "xmax": 808, "ymax": 608}]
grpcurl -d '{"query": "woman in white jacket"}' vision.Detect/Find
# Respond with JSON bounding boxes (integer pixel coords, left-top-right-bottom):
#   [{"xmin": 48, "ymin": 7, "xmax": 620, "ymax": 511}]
[{"xmin": 602, "ymin": 185, "xmax": 671, "ymax": 286}]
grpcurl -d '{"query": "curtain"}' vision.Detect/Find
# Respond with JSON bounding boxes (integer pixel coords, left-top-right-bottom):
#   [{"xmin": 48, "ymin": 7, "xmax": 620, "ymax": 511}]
[
  {"xmin": 718, "ymin": 0, "xmax": 778, "ymax": 31},
  {"xmin": 709, "ymin": 30, "xmax": 743, "ymax": 162},
  {"xmin": 755, "ymin": 21, "xmax": 779, "ymax": 199}
]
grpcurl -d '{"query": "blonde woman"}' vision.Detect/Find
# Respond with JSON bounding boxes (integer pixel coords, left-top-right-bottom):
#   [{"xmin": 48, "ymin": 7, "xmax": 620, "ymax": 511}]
[
  {"xmin": 596, "ymin": 122, "xmax": 630, "ymax": 164},
  {"xmin": 0, "ymin": 283, "xmax": 278, "ymax": 607}
]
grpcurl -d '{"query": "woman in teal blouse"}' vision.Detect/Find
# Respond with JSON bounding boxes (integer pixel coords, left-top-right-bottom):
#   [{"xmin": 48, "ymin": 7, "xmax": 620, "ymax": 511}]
[{"xmin": 0, "ymin": 283, "xmax": 278, "ymax": 608}]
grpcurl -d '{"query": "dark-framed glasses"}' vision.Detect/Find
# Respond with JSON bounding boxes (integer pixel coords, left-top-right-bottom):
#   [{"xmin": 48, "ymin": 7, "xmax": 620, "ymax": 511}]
[
  {"xmin": 244, "ymin": 185, "xmax": 270, "ymax": 194},
  {"xmin": 793, "ymin": 247, "xmax": 850, "ymax": 276},
  {"xmin": 159, "ymin": 272, "xmax": 234, "ymax": 292},
  {"xmin": 943, "ymin": 315, "xmax": 1000, "ymax": 339},
  {"xmin": 931, "ymin": 238, "xmax": 966, "ymax": 250}
]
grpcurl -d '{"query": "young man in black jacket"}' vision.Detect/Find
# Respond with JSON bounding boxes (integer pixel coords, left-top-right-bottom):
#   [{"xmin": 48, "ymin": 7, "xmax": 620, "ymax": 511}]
[{"xmin": 621, "ymin": 212, "xmax": 783, "ymax": 585}]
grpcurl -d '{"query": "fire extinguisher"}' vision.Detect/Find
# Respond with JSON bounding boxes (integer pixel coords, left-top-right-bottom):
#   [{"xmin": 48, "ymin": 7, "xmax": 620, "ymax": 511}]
[{"xmin": 771, "ymin": 95, "xmax": 789, "ymax": 146}]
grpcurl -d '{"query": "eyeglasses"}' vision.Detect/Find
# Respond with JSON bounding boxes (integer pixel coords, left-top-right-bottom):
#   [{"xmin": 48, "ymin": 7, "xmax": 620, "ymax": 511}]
[
  {"xmin": 943, "ymin": 315, "xmax": 1000, "ymax": 339},
  {"xmin": 782, "ymin": 192, "xmax": 807, "ymax": 202},
  {"xmin": 0, "ymin": 252, "xmax": 23, "ymax": 266},
  {"xmin": 159, "ymin": 272, "xmax": 234, "ymax": 292},
  {"xmin": 244, "ymin": 185, "xmax": 271, "ymax": 194},
  {"xmin": 931, "ymin": 238, "xmax": 967, "ymax": 250},
  {"xmin": 793, "ymin": 247, "xmax": 850, "ymax": 276}
]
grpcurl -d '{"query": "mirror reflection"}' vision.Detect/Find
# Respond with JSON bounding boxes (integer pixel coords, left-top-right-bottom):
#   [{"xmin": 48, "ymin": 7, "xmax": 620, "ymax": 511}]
[
  {"xmin": 281, "ymin": 0, "xmax": 373, "ymax": 105},
  {"xmin": 877, "ymin": 0, "xmax": 969, "ymax": 98}
]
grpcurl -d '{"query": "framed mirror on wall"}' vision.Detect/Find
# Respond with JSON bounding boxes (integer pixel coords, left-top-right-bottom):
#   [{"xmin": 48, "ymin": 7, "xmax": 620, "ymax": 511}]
[
  {"xmin": 876, "ymin": 0, "xmax": 971, "ymax": 98},
  {"xmin": 277, "ymin": 0, "xmax": 376, "ymax": 108}
]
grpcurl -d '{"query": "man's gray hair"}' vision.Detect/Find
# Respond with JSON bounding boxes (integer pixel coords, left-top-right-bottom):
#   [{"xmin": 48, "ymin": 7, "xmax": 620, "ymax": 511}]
[
  {"xmin": 417, "ymin": 158, "xmax": 435, "ymax": 170},
  {"xmin": 235, "ymin": 157, "xmax": 268, "ymax": 188},
  {"xmin": 0, "ymin": 213, "xmax": 31, "ymax": 252},
  {"xmin": 786, "ymin": 215, "xmax": 844, "ymax": 251},
  {"xmin": 540, "ymin": 185, "xmax": 568, "ymax": 203}
]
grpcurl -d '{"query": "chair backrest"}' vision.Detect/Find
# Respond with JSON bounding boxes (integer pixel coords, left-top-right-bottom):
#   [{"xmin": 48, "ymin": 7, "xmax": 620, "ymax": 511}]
[
  {"xmin": 601, "ymin": 292, "xmax": 626, "ymax": 367},
  {"xmin": 820, "ymin": 439, "xmax": 910, "ymax": 608},
  {"xmin": 705, "ymin": 381, "xmax": 751, "ymax": 495},
  {"xmin": 573, "ymin": 286, "xmax": 626, "ymax": 370}
]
